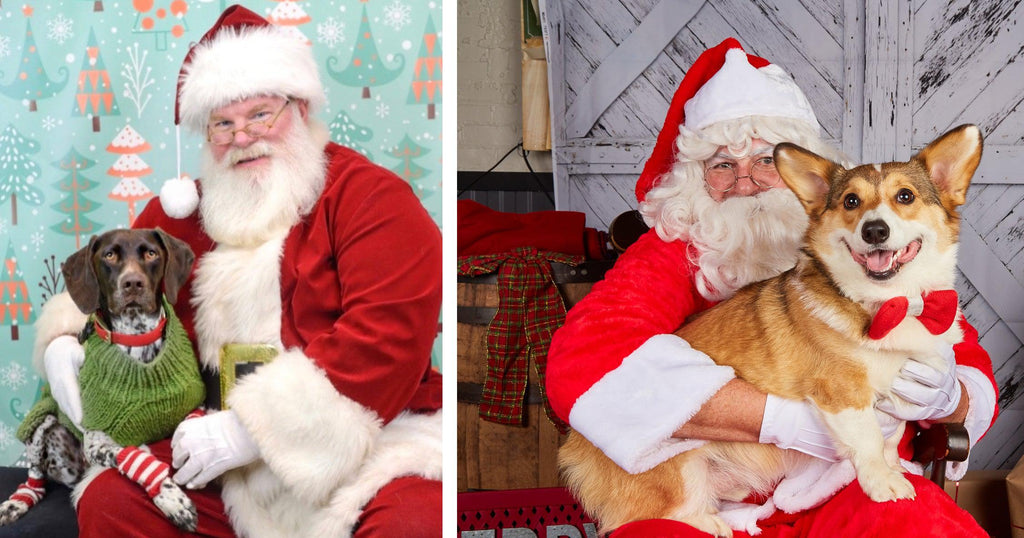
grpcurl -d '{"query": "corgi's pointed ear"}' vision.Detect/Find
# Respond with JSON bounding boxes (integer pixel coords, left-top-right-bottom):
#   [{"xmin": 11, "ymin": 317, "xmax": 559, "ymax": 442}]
[
  {"xmin": 774, "ymin": 142, "xmax": 835, "ymax": 215},
  {"xmin": 914, "ymin": 124, "xmax": 982, "ymax": 208}
]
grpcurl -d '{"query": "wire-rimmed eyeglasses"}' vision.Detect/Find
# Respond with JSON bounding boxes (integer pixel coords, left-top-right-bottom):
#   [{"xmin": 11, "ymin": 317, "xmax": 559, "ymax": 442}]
[
  {"xmin": 703, "ymin": 156, "xmax": 781, "ymax": 192},
  {"xmin": 206, "ymin": 99, "xmax": 291, "ymax": 146}
]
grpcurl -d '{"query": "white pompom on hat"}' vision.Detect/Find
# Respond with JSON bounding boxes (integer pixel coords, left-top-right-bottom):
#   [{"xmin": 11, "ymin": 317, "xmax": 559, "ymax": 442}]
[
  {"xmin": 174, "ymin": 4, "xmax": 326, "ymax": 132},
  {"xmin": 160, "ymin": 174, "xmax": 199, "ymax": 219}
]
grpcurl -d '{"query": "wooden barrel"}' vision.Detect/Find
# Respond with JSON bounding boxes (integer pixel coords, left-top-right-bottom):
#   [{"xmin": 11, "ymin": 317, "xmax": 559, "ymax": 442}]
[{"xmin": 457, "ymin": 259, "xmax": 612, "ymax": 492}]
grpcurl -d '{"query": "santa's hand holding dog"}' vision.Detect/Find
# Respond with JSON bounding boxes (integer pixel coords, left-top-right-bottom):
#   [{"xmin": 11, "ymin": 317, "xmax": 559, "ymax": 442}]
[{"xmin": 545, "ymin": 38, "xmax": 998, "ymax": 537}]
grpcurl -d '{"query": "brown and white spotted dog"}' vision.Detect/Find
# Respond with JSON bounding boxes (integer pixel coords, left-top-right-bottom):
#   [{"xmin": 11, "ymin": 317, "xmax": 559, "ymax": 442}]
[{"xmin": 0, "ymin": 228, "xmax": 200, "ymax": 531}]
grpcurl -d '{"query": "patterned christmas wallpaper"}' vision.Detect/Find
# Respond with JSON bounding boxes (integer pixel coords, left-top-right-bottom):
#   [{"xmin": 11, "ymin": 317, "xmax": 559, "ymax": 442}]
[{"xmin": 0, "ymin": 0, "xmax": 443, "ymax": 464}]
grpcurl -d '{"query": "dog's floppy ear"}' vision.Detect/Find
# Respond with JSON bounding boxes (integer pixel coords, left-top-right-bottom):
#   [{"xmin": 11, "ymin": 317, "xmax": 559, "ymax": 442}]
[
  {"xmin": 62, "ymin": 235, "xmax": 101, "ymax": 314},
  {"xmin": 152, "ymin": 228, "xmax": 195, "ymax": 305},
  {"xmin": 774, "ymin": 142, "xmax": 835, "ymax": 216},
  {"xmin": 913, "ymin": 124, "xmax": 982, "ymax": 209}
]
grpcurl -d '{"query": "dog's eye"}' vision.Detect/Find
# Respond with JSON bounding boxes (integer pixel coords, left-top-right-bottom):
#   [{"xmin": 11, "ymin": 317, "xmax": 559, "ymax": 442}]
[
  {"xmin": 843, "ymin": 193, "xmax": 860, "ymax": 209},
  {"xmin": 103, "ymin": 251, "xmax": 117, "ymax": 262},
  {"xmin": 143, "ymin": 249, "xmax": 159, "ymax": 261},
  {"xmin": 896, "ymin": 189, "xmax": 915, "ymax": 204}
]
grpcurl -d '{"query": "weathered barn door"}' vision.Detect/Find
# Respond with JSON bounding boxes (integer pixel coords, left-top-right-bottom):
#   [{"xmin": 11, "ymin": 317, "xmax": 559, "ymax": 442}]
[{"xmin": 540, "ymin": 0, "xmax": 1023, "ymax": 469}]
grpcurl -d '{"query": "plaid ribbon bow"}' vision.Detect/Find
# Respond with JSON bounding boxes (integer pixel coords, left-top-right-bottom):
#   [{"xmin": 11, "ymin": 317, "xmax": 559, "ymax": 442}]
[{"xmin": 458, "ymin": 247, "xmax": 580, "ymax": 433}]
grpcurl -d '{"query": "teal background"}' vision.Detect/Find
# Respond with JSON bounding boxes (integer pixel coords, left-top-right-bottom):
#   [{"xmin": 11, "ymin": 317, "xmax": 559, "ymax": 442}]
[{"xmin": 0, "ymin": 0, "xmax": 443, "ymax": 465}]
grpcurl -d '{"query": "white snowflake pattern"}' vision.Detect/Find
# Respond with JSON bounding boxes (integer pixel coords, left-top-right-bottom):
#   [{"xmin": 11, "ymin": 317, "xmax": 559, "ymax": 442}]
[
  {"xmin": 47, "ymin": 13, "xmax": 74, "ymax": 45},
  {"xmin": 0, "ymin": 35, "xmax": 11, "ymax": 59},
  {"xmin": 381, "ymin": 1, "xmax": 412, "ymax": 31},
  {"xmin": 42, "ymin": 116, "xmax": 57, "ymax": 131},
  {"xmin": 376, "ymin": 102, "xmax": 390, "ymax": 119},
  {"xmin": 29, "ymin": 231, "xmax": 44, "ymax": 250},
  {"xmin": 0, "ymin": 423, "xmax": 14, "ymax": 450},
  {"xmin": 0, "ymin": 362, "xmax": 27, "ymax": 391},
  {"xmin": 317, "ymin": 17, "xmax": 345, "ymax": 47}
]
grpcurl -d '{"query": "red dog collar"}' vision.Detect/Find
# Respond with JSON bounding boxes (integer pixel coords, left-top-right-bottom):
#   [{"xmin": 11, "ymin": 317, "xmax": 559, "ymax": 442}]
[{"xmin": 93, "ymin": 316, "xmax": 167, "ymax": 347}]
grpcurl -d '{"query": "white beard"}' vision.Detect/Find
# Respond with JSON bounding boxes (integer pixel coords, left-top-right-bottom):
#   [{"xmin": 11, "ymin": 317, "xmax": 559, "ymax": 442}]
[
  {"xmin": 199, "ymin": 120, "xmax": 327, "ymax": 247},
  {"xmin": 688, "ymin": 188, "xmax": 808, "ymax": 301}
]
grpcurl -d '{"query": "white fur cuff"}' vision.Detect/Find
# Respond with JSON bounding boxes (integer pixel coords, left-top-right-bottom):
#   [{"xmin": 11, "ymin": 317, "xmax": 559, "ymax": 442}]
[
  {"xmin": 568, "ymin": 334, "xmax": 735, "ymax": 474},
  {"xmin": 32, "ymin": 292, "xmax": 89, "ymax": 376},
  {"xmin": 228, "ymin": 349, "xmax": 382, "ymax": 504}
]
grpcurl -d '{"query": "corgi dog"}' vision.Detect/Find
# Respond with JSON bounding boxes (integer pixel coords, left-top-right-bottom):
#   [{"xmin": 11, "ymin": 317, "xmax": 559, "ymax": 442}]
[{"xmin": 558, "ymin": 124, "xmax": 983, "ymax": 536}]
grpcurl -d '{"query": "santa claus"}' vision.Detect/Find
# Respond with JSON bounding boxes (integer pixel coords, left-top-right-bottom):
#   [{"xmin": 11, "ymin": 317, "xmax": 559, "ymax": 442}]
[
  {"xmin": 545, "ymin": 38, "xmax": 998, "ymax": 537},
  {"xmin": 33, "ymin": 5, "xmax": 441, "ymax": 537}
]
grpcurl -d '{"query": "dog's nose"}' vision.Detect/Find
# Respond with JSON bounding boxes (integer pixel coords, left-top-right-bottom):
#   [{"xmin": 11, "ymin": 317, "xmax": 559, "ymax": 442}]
[
  {"xmin": 121, "ymin": 273, "xmax": 146, "ymax": 291},
  {"xmin": 861, "ymin": 219, "xmax": 889, "ymax": 244}
]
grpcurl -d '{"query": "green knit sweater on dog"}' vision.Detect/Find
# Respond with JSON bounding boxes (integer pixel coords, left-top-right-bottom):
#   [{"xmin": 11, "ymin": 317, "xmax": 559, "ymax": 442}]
[{"xmin": 18, "ymin": 300, "xmax": 205, "ymax": 447}]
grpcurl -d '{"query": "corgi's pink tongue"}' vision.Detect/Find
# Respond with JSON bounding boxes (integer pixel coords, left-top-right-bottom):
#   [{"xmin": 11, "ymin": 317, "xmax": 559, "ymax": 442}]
[
  {"xmin": 863, "ymin": 241, "xmax": 921, "ymax": 272},
  {"xmin": 866, "ymin": 250, "xmax": 894, "ymax": 272}
]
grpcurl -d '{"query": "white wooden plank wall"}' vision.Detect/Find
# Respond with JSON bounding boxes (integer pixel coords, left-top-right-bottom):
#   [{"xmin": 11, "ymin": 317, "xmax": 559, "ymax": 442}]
[{"xmin": 542, "ymin": 0, "xmax": 1024, "ymax": 469}]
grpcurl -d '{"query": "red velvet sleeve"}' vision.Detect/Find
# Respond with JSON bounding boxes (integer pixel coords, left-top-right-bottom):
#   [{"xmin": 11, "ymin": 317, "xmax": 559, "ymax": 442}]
[
  {"xmin": 279, "ymin": 149, "xmax": 442, "ymax": 423},
  {"xmin": 952, "ymin": 317, "xmax": 999, "ymax": 429},
  {"xmin": 545, "ymin": 229, "xmax": 712, "ymax": 422}
]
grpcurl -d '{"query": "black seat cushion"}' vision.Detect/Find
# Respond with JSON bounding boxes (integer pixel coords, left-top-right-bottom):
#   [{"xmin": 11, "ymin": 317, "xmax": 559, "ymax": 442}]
[{"xmin": 0, "ymin": 467, "xmax": 78, "ymax": 537}]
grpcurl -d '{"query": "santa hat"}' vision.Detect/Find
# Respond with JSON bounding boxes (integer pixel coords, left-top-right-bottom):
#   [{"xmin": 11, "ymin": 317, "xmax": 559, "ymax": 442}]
[
  {"xmin": 175, "ymin": 4, "xmax": 325, "ymax": 131},
  {"xmin": 635, "ymin": 38, "xmax": 819, "ymax": 203},
  {"xmin": 161, "ymin": 4, "xmax": 326, "ymax": 218}
]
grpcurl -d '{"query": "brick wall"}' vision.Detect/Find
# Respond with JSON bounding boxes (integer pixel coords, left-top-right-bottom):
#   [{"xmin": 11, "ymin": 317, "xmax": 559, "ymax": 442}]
[{"xmin": 457, "ymin": 1, "xmax": 553, "ymax": 173}]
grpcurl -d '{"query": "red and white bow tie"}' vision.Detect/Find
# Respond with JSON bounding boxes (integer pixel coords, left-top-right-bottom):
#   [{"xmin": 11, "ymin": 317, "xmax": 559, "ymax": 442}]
[{"xmin": 867, "ymin": 290, "xmax": 958, "ymax": 340}]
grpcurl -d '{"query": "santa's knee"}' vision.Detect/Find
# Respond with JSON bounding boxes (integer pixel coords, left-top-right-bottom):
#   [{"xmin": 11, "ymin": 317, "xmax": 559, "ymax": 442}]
[
  {"xmin": 76, "ymin": 468, "xmax": 171, "ymax": 537},
  {"xmin": 354, "ymin": 476, "xmax": 441, "ymax": 537},
  {"xmin": 809, "ymin": 473, "xmax": 985, "ymax": 537}
]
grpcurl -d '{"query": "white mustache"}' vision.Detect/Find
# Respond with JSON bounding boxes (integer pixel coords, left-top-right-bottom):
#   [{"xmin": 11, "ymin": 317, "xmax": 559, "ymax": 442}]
[{"xmin": 228, "ymin": 142, "xmax": 272, "ymax": 165}]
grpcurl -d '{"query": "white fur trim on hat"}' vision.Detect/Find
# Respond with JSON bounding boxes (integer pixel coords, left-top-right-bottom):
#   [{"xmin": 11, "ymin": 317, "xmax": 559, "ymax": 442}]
[
  {"xmin": 684, "ymin": 48, "xmax": 818, "ymax": 132},
  {"xmin": 178, "ymin": 25, "xmax": 326, "ymax": 132}
]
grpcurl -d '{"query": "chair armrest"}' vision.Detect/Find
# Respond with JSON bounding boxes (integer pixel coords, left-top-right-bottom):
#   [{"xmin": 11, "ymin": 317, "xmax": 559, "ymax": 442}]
[{"xmin": 911, "ymin": 422, "xmax": 969, "ymax": 488}]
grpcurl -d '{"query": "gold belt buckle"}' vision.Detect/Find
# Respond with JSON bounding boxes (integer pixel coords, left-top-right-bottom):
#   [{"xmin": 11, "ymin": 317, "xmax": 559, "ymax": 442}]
[{"xmin": 219, "ymin": 344, "xmax": 279, "ymax": 410}]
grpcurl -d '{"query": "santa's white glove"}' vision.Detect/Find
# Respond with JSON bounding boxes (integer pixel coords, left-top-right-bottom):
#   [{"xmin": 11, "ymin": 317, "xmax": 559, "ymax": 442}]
[
  {"xmin": 876, "ymin": 343, "xmax": 961, "ymax": 422},
  {"xmin": 43, "ymin": 335, "xmax": 85, "ymax": 430},
  {"xmin": 760, "ymin": 394, "xmax": 901, "ymax": 462},
  {"xmin": 171, "ymin": 410, "xmax": 259, "ymax": 489}
]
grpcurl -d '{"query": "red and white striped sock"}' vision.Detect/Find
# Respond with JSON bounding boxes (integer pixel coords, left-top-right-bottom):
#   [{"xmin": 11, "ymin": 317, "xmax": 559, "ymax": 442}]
[
  {"xmin": 115, "ymin": 446, "xmax": 170, "ymax": 498},
  {"xmin": 9, "ymin": 477, "xmax": 45, "ymax": 507}
]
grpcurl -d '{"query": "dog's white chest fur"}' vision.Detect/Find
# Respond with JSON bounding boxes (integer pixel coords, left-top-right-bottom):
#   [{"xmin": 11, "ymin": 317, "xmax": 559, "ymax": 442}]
[{"xmin": 191, "ymin": 237, "xmax": 286, "ymax": 370}]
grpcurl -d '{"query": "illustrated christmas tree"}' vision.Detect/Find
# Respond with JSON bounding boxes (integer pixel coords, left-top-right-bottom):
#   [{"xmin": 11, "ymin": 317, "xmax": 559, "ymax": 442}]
[
  {"xmin": 0, "ymin": 8, "xmax": 70, "ymax": 112},
  {"xmin": 80, "ymin": 0, "xmax": 105, "ymax": 12},
  {"xmin": 268, "ymin": 0, "xmax": 311, "ymax": 45},
  {"xmin": 131, "ymin": 0, "xmax": 189, "ymax": 50},
  {"xmin": 51, "ymin": 147, "xmax": 103, "ymax": 249},
  {"xmin": 0, "ymin": 241, "xmax": 36, "ymax": 341},
  {"xmin": 329, "ymin": 110, "xmax": 374, "ymax": 161},
  {"xmin": 407, "ymin": 14, "xmax": 441, "ymax": 120},
  {"xmin": 327, "ymin": 2, "xmax": 404, "ymax": 99},
  {"xmin": 73, "ymin": 28, "xmax": 121, "ymax": 132},
  {"xmin": 106, "ymin": 125, "xmax": 154, "ymax": 225},
  {"xmin": 390, "ymin": 134, "xmax": 430, "ymax": 197},
  {"xmin": 0, "ymin": 124, "xmax": 45, "ymax": 225}
]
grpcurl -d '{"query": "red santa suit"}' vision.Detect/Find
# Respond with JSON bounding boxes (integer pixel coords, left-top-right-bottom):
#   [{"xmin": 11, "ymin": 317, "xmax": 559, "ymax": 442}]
[
  {"xmin": 32, "ymin": 6, "xmax": 442, "ymax": 537},
  {"xmin": 545, "ymin": 38, "xmax": 999, "ymax": 537},
  {"xmin": 138, "ymin": 142, "xmax": 441, "ymax": 536}
]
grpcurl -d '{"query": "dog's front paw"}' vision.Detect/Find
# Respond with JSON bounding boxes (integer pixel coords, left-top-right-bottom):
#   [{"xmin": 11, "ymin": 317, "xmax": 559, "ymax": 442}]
[
  {"xmin": 859, "ymin": 467, "xmax": 916, "ymax": 502},
  {"xmin": 0, "ymin": 499, "xmax": 29, "ymax": 526},
  {"xmin": 152, "ymin": 479, "xmax": 197, "ymax": 532},
  {"xmin": 683, "ymin": 513, "xmax": 734, "ymax": 538}
]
